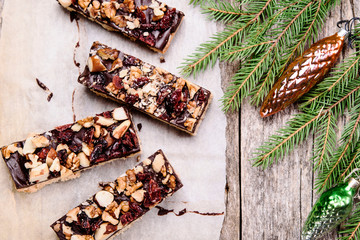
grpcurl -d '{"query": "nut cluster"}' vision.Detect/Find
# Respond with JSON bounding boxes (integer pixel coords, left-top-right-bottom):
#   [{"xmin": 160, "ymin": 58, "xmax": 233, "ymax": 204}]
[
  {"xmin": 51, "ymin": 150, "xmax": 181, "ymax": 240},
  {"xmin": 83, "ymin": 42, "xmax": 211, "ymax": 133}
]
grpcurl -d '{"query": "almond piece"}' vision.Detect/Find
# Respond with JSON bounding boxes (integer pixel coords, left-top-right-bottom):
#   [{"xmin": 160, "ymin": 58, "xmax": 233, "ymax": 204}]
[
  {"xmin": 95, "ymin": 190, "xmax": 114, "ymax": 208},
  {"xmin": 31, "ymin": 135, "xmax": 50, "ymax": 148},
  {"xmin": 152, "ymin": 154, "xmax": 165, "ymax": 173},
  {"xmin": 29, "ymin": 163, "xmax": 50, "ymax": 183},
  {"xmin": 112, "ymin": 120, "xmax": 131, "ymax": 139},
  {"xmin": 78, "ymin": 152, "xmax": 90, "ymax": 167},
  {"xmin": 58, "ymin": 0, "xmax": 72, "ymax": 8},
  {"xmin": 102, "ymin": 211, "xmax": 119, "ymax": 225},
  {"xmin": 49, "ymin": 158, "xmax": 61, "ymax": 172},
  {"xmin": 88, "ymin": 55, "xmax": 107, "ymax": 72},
  {"xmin": 94, "ymin": 223, "xmax": 113, "ymax": 240},
  {"xmin": 131, "ymin": 189, "xmax": 145, "ymax": 202},
  {"xmin": 66, "ymin": 207, "xmax": 80, "ymax": 223},
  {"xmin": 96, "ymin": 116, "xmax": 116, "ymax": 126},
  {"xmin": 71, "ymin": 123, "xmax": 83, "ymax": 132},
  {"xmin": 112, "ymin": 108, "xmax": 128, "ymax": 121},
  {"xmin": 23, "ymin": 135, "xmax": 37, "ymax": 155}
]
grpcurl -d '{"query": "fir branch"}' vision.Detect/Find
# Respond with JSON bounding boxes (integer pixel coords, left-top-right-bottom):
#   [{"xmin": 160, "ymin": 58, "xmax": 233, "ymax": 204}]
[
  {"xmin": 316, "ymin": 105, "xmax": 360, "ymax": 192},
  {"xmin": 312, "ymin": 112, "xmax": 337, "ymax": 171},
  {"xmin": 180, "ymin": 0, "xmax": 274, "ymax": 77},
  {"xmin": 222, "ymin": 0, "xmax": 317, "ymax": 111},
  {"xmin": 338, "ymin": 203, "xmax": 360, "ymax": 240},
  {"xmin": 203, "ymin": 1, "xmax": 249, "ymax": 23}
]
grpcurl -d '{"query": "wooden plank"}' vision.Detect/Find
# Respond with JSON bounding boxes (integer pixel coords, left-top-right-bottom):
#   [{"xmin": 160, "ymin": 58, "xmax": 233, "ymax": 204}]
[
  {"xmin": 220, "ymin": 61, "xmax": 240, "ymax": 240},
  {"xmin": 239, "ymin": 0, "xmax": 357, "ymax": 239}
]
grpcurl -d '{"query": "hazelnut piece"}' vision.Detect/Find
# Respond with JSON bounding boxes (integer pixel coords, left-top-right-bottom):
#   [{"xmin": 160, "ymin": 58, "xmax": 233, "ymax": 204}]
[{"xmin": 88, "ymin": 55, "xmax": 107, "ymax": 72}]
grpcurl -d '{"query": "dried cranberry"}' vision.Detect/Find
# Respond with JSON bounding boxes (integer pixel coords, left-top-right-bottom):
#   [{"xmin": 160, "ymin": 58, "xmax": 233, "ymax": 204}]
[
  {"xmin": 37, "ymin": 148, "xmax": 50, "ymax": 159},
  {"xmin": 58, "ymin": 129, "xmax": 74, "ymax": 142},
  {"xmin": 137, "ymin": 172, "xmax": 151, "ymax": 181},
  {"xmin": 169, "ymin": 89, "xmax": 182, "ymax": 106},
  {"xmin": 102, "ymin": 111, "xmax": 112, "ymax": 118},
  {"xmin": 92, "ymin": 73, "xmax": 107, "ymax": 85},
  {"xmin": 105, "ymin": 224, "xmax": 117, "ymax": 234},
  {"xmin": 157, "ymin": 86, "xmax": 171, "ymax": 105},
  {"xmin": 140, "ymin": 23, "xmax": 155, "ymax": 30},
  {"xmin": 130, "ymin": 202, "xmax": 143, "ymax": 218},
  {"xmin": 91, "ymin": 218, "xmax": 102, "ymax": 232},
  {"xmin": 157, "ymin": 8, "xmax": 176, "ymax": 30},
  {"xmin": 90, "ymin": 140, "xmax": 107, "ymax": 163},
  {"xmin": 139, "ymin": 33, "xmax": 155, "ymax": 47},
  {"xmin": 125, "ymin": 94, "xmax": 139, "ymax": 105},
  {"xmin": 123, "ymin": 56, "xmax": 139, "ymax": 66},
  {"xmin": 197, "ymin": 88, "xmax": 206, "ymax": 101},
  {"xmin": 159, "ymin": 112, "xmax": 170, "ymax": 121},
  {"xmin": 57, "ymin": 149, "xmax": 68, "ymax": 165},
  {"xmin": 112, "ymin": 75, "xmax": 124, "ymax": 90},
  {"xmin": 69, "ymin": 141, "xmax": 82, "ymax": 153},
  {"xmin": 82, "ymin": 128, "xmax": 94, "ymax": 144},
  {"xmin": 55, "ymin": 124, "xmax": 72, "ymax": 132},
  {"xmin": 132, "ymin": 77, "xmax": 149, "ymax": 89},
  {"xmin": 174, "ymin": 102, "xmax": 186, "ymax": 115},
  {"xmin": 131, "ymin": 131, "xmax": 139, "ymax": 147},
  {"xmin": 121, "ymin": 132, "xmax": 134, "ymax": 149},
  {"xmin": 135, "ymin": 7, "xmax": 147, "ymax": 23},
  {"xmin": 120, "ymin": 212, "xmax": 134, "ymax": 225}
]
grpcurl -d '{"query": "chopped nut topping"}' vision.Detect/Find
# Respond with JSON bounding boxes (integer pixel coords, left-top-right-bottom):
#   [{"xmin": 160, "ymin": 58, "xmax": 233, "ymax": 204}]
[
  {"xmin": 143, "ymin": 158, "xmax": 152, "ymax": 166},
  {"xmin": 112, "ymin": 108, "xmax": 128, "ymax": 121},
  {"xmin": 70, "ymin": 235, "xmax": 94, "ymax": 240},
  {"xmin": 187, "ymin": 81, "xmax": 200, "ymax": 99},
  {"xmin": 112, "ymin": 120, "xmax": 131, "ymax": 139},
  {"xmin": 2, "ymin": 144, "xmax": 23, "ymax": 159},
  {"xmin": 84, "ymin": 205, "xmax": 102, "ymax": 218},
  {"xmin": 58, "ymin": 0, "xmax": 72, "ymax": 8},
  {"xmin": 168, "ymin": 175, "xmax": 177, "ymax": 189},
  {"xmin": 88, "ymin": 55, "xmax": 107, "ymax": 73},
  {"xmin": 101, "ymin": 2, "xmax": 116, "ymax": 18},
  {"xmin": 131, "ymin": 189, "xmax": 146, "ymax": 202},
  {"xmin": 119, "ymin": 69, "xmax": 129, "ymax": 78},
  {"xmin": 53, "ymin": 223, "xmax": 61, "ymax": 232},
  {"xmin": 126, "ymin": 19, "xmax": 140, "ymax": 30},
  {"xmin": 153, "ymin": 8, "xmax": 164, "ymax": 21},
  {"xmin": 97, "ymin": 48, "xmax": 119, "ymax": 61},
  {"xmin": 71, "ymin": 123, "xmax": 83, "ymax": 132},
  {"xmin": 124, "ymin": 0, "xmax": 135, "ymax": 12},
  {"xmin": 126, "ymin": 169, "xmax": 136, "ymax": 183},
  {"xmin": 77, "ymin": 117, "xmax": 94, "ymax": 128},
  {"xmin": 96, "ymin": 116, "xmax": 116, "ymax": 127},
  {"xmin": 160, "ymin": 165, "xmax": 167, "ymax": 177},
  {"xmin": 184, "ymin": 118, "xmax": 196, "ymax": 131},
  {"xmin": 162, "ymin": 174, "xmax": 170, "ymax": 184},
  {"xmin": 66, "ymin": 207, "xmax": 80, "ymax": 223},
  {"xmin": 102, "ymin": 211, "xmax": 119, "ymax": 225},
  {"xmin": 152, "ymin": 154, "xmax": 165, "ymax": 173},
  {"xmin": 110, "ymin": 58, "xmax": 123, "ymax": 72},
  {"xmin": 49, "ymin": 158, "xmax": 61, "ymax": 172},
  {"xmin": 22, "ymin": 135, "xmax": 37, "ymax": 155},
  {"xmin": 78, "ymin": 152, "xmax": 90, "ymax": 167},
  {"xmin": 81, "ymin": 142, "xmax": 92, "ymax": 156},
  {"xmin": 31, "ymin": 135, "xmax": 50, "ymax": 148},
  {"xmin": 78, "ymin": 0, "xmax": 91, "ymax": 10},
  {"xmin": 63, "ymin": 225, "xmax": 73, "ymax": 238},
  {"xmin": 94, "ymin": 223, "xmax": 113, "ymax": 240},
  {"xmin": 92, "ymin": 0, "xmax": 100, "ymax": 9},
  {"xmin": 134, "ymin": 165, "xmax": 144, "ymax": 174},
  {"xmin": 116, "ymin": 176, "xmax": 127, "ymax": 193},
  {"xmin": 25, "ymin": 154, "xmax": 41, "ymax": 169},
  {"xmin": 111, "ymin": 15, "xmax": 127, "ymax": 28},
  {"xmin": 125, "ymin": 182, "xmax": 143, "ymax": 196},
  {"xmin": 119, "ymin": 201, "xmax": 130, "ymax": 212},
  {"xmin": 95, "ymin": 190, "xmax": 114, "ymax": 208},
  {"xmin": 56, "ymin": 143, "xmax": 70, "ymax": 153},
  {"xmin": 29, "ymin": 163, "xmax": 50, "ymax": 183}
]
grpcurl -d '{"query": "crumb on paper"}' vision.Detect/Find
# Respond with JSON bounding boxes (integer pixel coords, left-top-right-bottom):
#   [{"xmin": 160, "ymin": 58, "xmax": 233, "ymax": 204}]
[
  {"xmin": 137, "ymin": 123, "xmax": 142, "ymax": 132},
  {"xmin": 36, "ymin": 78, "xmax": 53, "ymax": 102},
  {"xmin": 160, "ymin": 56, "xmax": 165, "ymax": 63}
]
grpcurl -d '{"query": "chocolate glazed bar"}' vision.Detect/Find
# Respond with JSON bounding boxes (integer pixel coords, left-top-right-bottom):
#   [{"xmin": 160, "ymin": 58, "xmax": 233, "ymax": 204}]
[
  {"xmin": 1, "ymin": 107, "xmax": 141, "ymax": 193},
  {"xmin": 79, "ymin": 42, "xmax": 212, "ymax": 135},
  {"xmin": 51, "ymin": 150, "xmax": 183, "ymax": 240},
  {"xmin": 57, "ymin": 0, "xmax": 184, "ymax": 53}
]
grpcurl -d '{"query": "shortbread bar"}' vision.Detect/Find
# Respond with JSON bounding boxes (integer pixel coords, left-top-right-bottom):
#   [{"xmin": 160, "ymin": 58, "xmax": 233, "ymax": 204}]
[
  {"xmin": 57, "ymin": 0, "xmax": 184, "ymax": 53},
  {"xmin": 1, "ymin": 107, "xmax": 141, "ymax": 193},
  {"xmin": 51, "ymin": 149, "xmax": 182, "ymax": 240},
  {"xmin": 78, "ymin": 42, "xmax": 212, "ymax": 135}
]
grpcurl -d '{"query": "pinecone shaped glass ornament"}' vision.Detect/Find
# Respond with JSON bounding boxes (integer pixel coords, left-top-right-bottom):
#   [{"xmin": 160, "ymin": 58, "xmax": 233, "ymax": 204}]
[
  {"xmin": 260, "ymin": 29, "xmax": 348, "ymax": 118},
  {"xmin": 301, "ymin": 178, "xmax": 360, "ymax": 240}
]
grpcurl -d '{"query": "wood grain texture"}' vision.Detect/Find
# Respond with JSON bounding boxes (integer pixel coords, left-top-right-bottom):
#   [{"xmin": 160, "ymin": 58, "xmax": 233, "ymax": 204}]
[{"xmin": 238, "ymin": 0, "xmax": 358, "ymax": 240}]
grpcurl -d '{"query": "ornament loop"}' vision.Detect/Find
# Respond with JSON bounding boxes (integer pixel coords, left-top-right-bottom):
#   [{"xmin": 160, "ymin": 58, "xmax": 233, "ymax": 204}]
[{"xmin": 337, "ymin": 17, "xmax": 360, "ymax": 48}]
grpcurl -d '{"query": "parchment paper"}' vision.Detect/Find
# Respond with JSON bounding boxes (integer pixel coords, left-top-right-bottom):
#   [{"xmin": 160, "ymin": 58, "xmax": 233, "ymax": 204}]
[{"xmin": 0, "ymin": 1, "xmax": 226, "ymax": 239}]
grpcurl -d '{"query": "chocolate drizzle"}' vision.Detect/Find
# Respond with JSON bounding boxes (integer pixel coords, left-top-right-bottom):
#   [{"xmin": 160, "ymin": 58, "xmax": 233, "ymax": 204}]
[
  {"xmin": 36, "ymin": 78, "xmax": 53, "ymax": 102},
  {"xmin": 155, "ymin": 206, "xmax": 224, "ymax": 217}
]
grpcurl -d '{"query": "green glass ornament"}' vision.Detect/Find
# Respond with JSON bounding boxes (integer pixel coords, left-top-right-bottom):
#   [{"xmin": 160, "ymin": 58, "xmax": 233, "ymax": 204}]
[{"xmin": 302, "ymin": 178, "xmax": 360, "ymax": 240}]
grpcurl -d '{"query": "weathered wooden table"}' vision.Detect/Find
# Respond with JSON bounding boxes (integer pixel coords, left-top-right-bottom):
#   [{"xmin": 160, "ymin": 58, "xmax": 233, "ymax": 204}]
[{"xmin": 2, "ymin": 0, "xmax": 358, "ymax": 240}]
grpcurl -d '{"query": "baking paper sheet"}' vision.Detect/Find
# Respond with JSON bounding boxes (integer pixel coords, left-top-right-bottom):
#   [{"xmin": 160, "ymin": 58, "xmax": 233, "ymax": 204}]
[{"xmin": 0, "ymin": 1, "xmax": 226, "ymax": 239}]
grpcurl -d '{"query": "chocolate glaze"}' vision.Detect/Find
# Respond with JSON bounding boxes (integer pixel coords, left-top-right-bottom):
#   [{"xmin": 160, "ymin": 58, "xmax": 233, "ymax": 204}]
[
  {"xmin": 36, "ymin": 78, "xmax": 53, "ymax": 102},
  {"xmin": 51, "ymin": 150, "xmax": 183, "ymax": 240},
  {"xmin": 60, "ymin": 0, "xmax": 184, "ymax": 52},
  {"xmin": 1, "ymin": 108, "xmax": 140, "ymax": 190}
]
